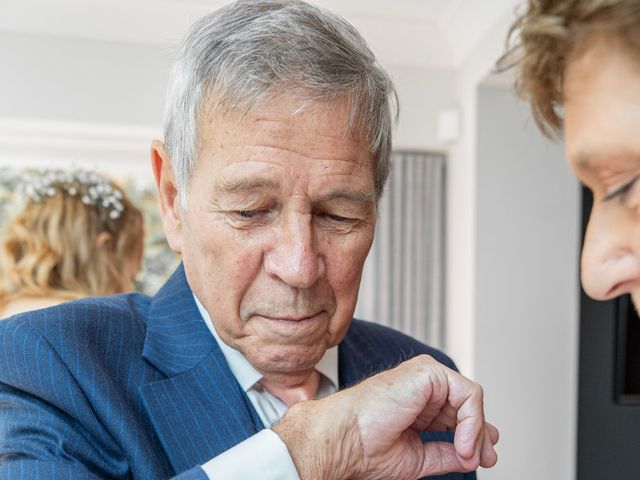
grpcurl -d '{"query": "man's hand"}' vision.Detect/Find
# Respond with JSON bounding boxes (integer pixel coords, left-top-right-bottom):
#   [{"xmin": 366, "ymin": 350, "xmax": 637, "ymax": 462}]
[{"xmin": 273, "ymin": 354, "xmax": 499, "ymax": 480}]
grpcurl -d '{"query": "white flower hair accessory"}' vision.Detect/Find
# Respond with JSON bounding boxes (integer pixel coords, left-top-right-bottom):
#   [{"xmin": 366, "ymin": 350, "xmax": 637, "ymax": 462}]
[{"xmin": 21, "ymin": 169, "xmax": 125, "ymax": 220}]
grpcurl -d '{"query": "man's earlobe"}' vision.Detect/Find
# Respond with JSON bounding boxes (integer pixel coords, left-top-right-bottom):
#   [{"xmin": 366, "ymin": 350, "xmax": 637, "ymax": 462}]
[
  {"xmin": 150, "ymin": 140, "xmax": 183, "ymax": 253},
  {"xmin": 151, "ymin": 140, "xmax": 177, "ymax": 213}
]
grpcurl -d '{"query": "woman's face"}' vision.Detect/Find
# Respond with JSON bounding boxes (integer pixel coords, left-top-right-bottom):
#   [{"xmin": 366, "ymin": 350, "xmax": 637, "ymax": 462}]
[{"xmin": 563, "ymin": 35, "xmax": 640, "ymax": 310}]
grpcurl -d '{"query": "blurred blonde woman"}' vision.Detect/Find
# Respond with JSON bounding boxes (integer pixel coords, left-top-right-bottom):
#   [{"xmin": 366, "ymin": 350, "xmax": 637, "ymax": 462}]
[{"xmin": 0, "ymin": 169, "xmax": 144, "ymax": 318}]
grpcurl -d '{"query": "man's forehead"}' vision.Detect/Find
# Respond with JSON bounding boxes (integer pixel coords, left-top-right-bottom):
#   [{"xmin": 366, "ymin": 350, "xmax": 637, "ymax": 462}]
[
  {"xmin": 196, "ymin": 104, "xmax": 373, "ymax": 175},
  {"xmin": 217, "ymin": 172, "xmax": 375, "ymax": 206},
  {"xmin": 215, "ymin": 159, "xmax": 375, "ymax": 193},
  {"xmin": 200, "ymin": 92, "xmax": 370, "ymax": 148}
]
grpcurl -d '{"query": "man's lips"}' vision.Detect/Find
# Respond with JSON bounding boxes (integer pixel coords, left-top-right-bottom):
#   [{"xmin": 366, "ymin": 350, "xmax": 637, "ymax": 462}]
[
  {"xmin": 259, "ymin": 312, "xmax": 322, "ymax": 322},
  {"xmin": 250, "ymin": 312, "xmax": 329, "ymax": 342},
  {"xmin": 255, "ymin": 312, "xmax": 328, "ymax": 334}
]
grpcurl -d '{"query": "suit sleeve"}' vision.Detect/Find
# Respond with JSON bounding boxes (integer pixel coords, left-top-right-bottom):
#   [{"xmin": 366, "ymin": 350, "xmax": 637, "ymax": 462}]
[
  {"xmin": 0, "ymin": 317, "xmax": 144, "ymax": 478},
  {"xmin": 0, "ymin": 319, "xmax": 209, "ymax": 480}
]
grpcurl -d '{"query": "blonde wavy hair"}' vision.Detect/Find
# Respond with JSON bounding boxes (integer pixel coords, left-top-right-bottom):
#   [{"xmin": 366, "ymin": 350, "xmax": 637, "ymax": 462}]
[
  {"xmin": 0, "ymin": 173, "xmax": 144, "ymax": 303},
  {"xmin": 501, "ymin": 0, "xmax": 640, "ymax": 137}
]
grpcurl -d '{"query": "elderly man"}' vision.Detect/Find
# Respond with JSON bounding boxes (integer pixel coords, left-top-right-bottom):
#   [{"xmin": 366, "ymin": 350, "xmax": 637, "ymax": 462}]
[
  {"xmin": 506, "ymin": 2, "xmax": 640, "ymax": 310},
  {"xmin": 0, "ymin": 1, "xmax": 498, "ymax": 479}
]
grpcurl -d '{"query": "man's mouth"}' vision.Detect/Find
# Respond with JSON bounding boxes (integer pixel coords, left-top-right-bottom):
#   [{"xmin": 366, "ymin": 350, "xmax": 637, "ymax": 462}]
[{"xmin": 260, "ymin": 312, "xmax": 322, "ymax": 323}]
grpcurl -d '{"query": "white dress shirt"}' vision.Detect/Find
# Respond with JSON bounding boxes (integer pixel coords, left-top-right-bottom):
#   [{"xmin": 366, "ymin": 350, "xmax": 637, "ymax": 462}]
[{"xmin": 193, "ymin": 295, "xmax": 338, "ymax": 480}]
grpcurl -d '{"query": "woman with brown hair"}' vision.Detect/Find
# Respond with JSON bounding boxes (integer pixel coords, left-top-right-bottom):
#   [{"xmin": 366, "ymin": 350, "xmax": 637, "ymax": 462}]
[{"xmin": 0, "ymin": 169, "xmax": 144, "ymax": 318}]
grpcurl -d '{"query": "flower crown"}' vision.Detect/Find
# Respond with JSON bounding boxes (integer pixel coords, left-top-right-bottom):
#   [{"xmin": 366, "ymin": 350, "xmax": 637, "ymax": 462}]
[{"xmin": 21, "ymin": 169, "xmax": 125, "ymax": 220}]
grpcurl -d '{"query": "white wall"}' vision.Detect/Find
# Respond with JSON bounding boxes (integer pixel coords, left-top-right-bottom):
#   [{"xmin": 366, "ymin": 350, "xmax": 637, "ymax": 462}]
[
  {"xmin": 443, "ymin": 9, "xmax": 580, "ymax": 480},
  {"xmin": 445, "ymin": 9, "xmax": 525, "ymax": 379},
  {"xmin": 0, "ymin": 31, "xmax": 167, "ymax": 176},
  {"xmin": 390, "ymin": 65, "xmax": 456, "ymax": 151},
  {"xmin": 0, "ymin": 30, "xmax": 455, "ymax": 170},
  {"xmin": 0, "ymin": 30, "xmax": 169, "ymax": 125},
  {"xmin": 475, "ymin": 85, "xmax": 580, "ymax": 480}
]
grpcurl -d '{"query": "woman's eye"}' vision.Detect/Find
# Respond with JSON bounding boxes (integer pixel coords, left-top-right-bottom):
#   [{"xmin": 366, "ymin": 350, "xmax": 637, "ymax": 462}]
[{"xmin": 604, "ymin": 176, "xmax": 639, "ymax": 202}]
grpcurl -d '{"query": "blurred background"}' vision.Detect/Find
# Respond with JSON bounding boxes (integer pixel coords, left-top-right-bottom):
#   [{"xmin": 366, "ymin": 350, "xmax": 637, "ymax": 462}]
[{"xmin": 2, "ymin": 1, "xmax": 636, "ymax": 479}]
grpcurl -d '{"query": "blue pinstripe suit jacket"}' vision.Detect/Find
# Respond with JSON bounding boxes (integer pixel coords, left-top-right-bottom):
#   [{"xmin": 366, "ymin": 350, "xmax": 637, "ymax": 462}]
[{"xmin": 0, "ymin": 265, "xmax": 475, "ymax": 480}]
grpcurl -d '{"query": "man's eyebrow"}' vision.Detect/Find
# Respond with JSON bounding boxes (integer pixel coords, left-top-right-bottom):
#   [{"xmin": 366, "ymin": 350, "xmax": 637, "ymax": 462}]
[
  {"xmin": 217, "ymin": 179, "xmax": 375, "ymax": 206},
  {"xmin": 318, "ymin": 189, "xmax": 376, "ymax": 205},
  {"xmin": 218, "ymin": 177, "xmax": 280, "ymax": 193}
]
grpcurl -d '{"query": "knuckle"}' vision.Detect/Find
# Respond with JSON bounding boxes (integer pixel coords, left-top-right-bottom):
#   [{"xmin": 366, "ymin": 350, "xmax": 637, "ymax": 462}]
[
  {"xmin": 473, "ymin": 383, "xmax": 485, "ymax": 398},
  {"xmin": 415, "ymin": 353, "xmax": 434, "ymax": 364}
]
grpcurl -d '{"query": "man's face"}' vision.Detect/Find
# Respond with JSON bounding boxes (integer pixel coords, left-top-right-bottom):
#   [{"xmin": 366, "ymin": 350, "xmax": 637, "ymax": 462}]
[
  {"xmin": 564, "ymin": 36, "xmax": 640, "ymax": 309},
  {"xmin": 156, "ymin": 94, "xmax": 376, "ymax": 384}
]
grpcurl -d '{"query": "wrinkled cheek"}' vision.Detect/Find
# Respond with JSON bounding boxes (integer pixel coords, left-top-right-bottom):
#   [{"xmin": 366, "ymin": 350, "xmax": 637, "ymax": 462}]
[
  {"xmin": 339, "ymin": 261, "xmax": 365, "ymax": 294},
  {"xmin": 331, "ymin": 249, "xmax": 369, "ymax": 318},
  {"xmin": 231, "ymin": 252, "xmax": 270, "ymax": 317}
]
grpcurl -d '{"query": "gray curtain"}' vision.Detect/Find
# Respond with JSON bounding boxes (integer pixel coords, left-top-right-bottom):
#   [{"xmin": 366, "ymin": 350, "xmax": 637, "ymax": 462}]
[{"xmin": 355, "ymin": 151, "xmax": 446, "ymax": 348}]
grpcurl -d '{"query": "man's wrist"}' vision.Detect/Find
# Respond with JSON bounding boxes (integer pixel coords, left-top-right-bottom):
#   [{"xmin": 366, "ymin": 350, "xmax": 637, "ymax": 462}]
[{"xmin": 273, "ymin": 395, "xmax": 363, "ymax": 480}]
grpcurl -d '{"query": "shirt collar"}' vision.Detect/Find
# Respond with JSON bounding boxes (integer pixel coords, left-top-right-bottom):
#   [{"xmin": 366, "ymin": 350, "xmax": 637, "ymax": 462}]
[{"xmin": 193, "ymin": 294, "xmax": 339, "ymax": 393}]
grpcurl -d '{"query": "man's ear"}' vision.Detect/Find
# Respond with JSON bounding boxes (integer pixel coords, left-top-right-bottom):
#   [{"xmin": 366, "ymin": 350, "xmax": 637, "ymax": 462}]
[{"xmin": 151, "ymin": 140, "xmax": 183, "ymax": 254}]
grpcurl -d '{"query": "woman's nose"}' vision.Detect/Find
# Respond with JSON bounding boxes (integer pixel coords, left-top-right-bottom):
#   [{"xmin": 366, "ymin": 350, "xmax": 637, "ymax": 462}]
[{"xmin": 581, "ymin": 204, "xmax": 640, "ymax": 300}]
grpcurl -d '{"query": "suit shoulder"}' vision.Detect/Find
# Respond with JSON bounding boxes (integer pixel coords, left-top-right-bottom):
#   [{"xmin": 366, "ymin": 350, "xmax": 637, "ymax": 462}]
[
  {"xmin": 346, "ymin": 319, "xmax": 459, "ymax": 371},
  {"xmin": 0, "ymin": 293, "xmax": 150, "ymax": 355}
]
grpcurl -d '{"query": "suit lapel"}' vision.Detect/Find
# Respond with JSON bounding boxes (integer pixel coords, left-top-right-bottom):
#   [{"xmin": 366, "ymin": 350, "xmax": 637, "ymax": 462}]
[
  {"xmin": 139, "ymin": 265, "xmax": 263, "ymax": 474},
  {"xmin": 338, "ymin": 320, "xmax": 376, "ymax": 389},
  {"xmin": 338, "ymin": 320, "xmax": 402, "ymax": 389}
]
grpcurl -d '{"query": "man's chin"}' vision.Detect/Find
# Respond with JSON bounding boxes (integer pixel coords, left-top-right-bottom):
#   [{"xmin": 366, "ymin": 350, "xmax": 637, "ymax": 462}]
[{"xmin": 248, "ymin": 344, "xmax": 325, "ymax": 376}]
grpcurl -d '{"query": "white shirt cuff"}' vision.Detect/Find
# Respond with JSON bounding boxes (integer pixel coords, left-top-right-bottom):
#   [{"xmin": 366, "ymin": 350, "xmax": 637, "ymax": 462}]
[{"xmin": 201, "ymin": 429, "xmax": 300, "ymax": 479}]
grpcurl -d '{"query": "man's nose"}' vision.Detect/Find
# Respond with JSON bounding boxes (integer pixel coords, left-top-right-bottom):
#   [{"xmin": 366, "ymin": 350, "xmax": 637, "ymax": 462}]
[
  {"xmin": 264, "ymin": 214, "xmax": 326, "ymax": 288},
  {"xmin": 581, "ymin": 204, "xmax": 640, "ymax": 300}
]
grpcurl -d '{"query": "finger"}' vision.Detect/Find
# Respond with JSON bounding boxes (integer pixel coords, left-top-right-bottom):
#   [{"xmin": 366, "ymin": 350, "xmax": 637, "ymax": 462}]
[
  {"xmin": 413, "ymin": 419, "xmax": 499, "ymax": 470},
  {"xmin": 453, "ymin": 405, "xmax": 484, "ymax": 459},
  {"xmin": 487, "ymin": 421, "xmax": 500, "ymax": 445},
  {"xmin": 413, "ymin": 417, "xmax": 451, "ymax": 432},
  {"xmin": 413, "ymin": 371, "xmax": 476, "ymax": 434},
  {"xmin": 418, "ymin": 441, "xmax": 473, "ymax": 477},
  {"xmin": 412, "ymin": 404, "xmax": 457, "ymax": 432},
  {"xmin": 448, "ymin": 381, "xmax": 485, "ymax": 464},
  {"xmin": 479, "ymin": 423, "xmax": 498, "ymax": 468}
]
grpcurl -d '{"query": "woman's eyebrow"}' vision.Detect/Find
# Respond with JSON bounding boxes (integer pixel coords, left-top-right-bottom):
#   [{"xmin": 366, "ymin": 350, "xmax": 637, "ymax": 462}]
[{"xmin": 575, "ymin": 148, "xmax": 640, "ymax": 172}]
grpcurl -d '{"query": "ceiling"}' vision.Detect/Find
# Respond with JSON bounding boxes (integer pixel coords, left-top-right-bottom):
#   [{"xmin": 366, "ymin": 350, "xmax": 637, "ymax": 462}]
[{"xmin": 0, "ymin": 0, "xmax": 520, "ymax": 68}]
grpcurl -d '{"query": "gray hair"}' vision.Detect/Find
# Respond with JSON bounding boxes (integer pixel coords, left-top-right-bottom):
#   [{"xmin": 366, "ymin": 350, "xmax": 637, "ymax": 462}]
[{"xmin": 162, "ymin": 0, "xmax": 397, "ymax": 208}]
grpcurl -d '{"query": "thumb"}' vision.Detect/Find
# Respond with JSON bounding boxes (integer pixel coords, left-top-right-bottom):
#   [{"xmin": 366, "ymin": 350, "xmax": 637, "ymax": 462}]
[{"xmin": 418, "ymin": 441, "xmax": 473, "ymax": 478}]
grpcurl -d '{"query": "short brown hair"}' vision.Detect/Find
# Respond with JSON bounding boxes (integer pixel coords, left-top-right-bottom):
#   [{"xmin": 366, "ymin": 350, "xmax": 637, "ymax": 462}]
[
  {"xmin": 501, "ymin": 0, "xmax": 640, "ymax": 137},
  {"xmin": 0, "ymin": 173, "xmax": 144, "ymax": 301}
]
